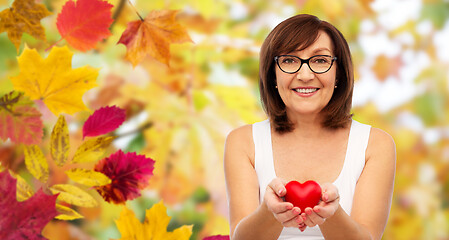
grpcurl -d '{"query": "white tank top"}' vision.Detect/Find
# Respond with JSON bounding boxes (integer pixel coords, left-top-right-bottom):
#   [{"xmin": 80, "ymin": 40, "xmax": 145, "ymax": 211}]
[{"xmin": 253, "ymin": 119, "xmax": 371, "ymax": 240}]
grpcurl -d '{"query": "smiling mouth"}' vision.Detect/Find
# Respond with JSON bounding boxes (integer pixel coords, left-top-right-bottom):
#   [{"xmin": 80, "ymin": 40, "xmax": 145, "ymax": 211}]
[{"xmin": 293, "ymin": 88, "xmax": 318, "ymax": 93}]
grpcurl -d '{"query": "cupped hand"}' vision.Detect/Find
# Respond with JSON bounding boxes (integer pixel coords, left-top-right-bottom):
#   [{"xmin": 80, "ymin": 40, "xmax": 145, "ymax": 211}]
[
  {"xmin": 264, "ymin": 178, "xmax": 305, "ymax": 228},
  {"xmin": 300, "ymin": 182, "xmax": 340, "ymax": 227}
]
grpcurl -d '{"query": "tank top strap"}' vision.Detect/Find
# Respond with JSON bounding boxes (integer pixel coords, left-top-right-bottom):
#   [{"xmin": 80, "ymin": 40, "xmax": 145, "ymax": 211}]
[
  {"xmin": 344, "ymin": 120, "xmax": 371, "ymax": 183},
  {"xmin": 253, "ymin": 119, "xmax": 276, "ymax": 203}
]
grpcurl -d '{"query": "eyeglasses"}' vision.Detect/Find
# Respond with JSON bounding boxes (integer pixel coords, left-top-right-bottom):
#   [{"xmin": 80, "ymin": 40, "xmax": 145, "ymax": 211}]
[{"xmin": 274, "ymin": 55, "xmax": 337, "ymax": 74}]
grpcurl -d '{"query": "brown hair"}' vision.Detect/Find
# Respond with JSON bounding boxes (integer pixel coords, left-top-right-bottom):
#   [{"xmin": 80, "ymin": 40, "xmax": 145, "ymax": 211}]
[{"xmin": 259, "ymin": 14, "xmax": 354, "ymax": 133}]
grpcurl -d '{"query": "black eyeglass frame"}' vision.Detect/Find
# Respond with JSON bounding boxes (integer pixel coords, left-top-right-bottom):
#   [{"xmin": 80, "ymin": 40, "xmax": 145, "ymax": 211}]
[{"xmin": 274, "ymin": 55, "xmax": 338, "ymax": 74}]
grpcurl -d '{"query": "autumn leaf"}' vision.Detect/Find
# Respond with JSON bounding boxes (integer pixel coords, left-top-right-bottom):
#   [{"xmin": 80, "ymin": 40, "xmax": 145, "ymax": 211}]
[
  {"xmin": 24, "ymin": 145, "xmax": 49, "ymax": 183},
  {"xmin": 114, "ymin": 201, "xmax": 193, "ymax": 240},
  {"xmin": 94, "ymin": 150, "xmax": 155, "ymax": 204},
  {"xmin": 10, "ymin": 46, "xmax": 98, "ymax": 115},
  {"xmin": 50, "ymin": 115, "xmax": 70, "ymax": 166},
  {"xmin": 56, "ymin": 0, "xmax": 114, "ymax": 51},
  {"xmin": 83, "ymin": 105, "xmax": 126, "ymax": 139},
  {"xmin": 65, "ymin": 168, "xmax": 111, "ymax": 187},
  {"xmin": 0, "ymin": 171, "xmax": 58, "ymax": 240},
  {"xmin": 0, "ymin": 0, "xmax": 51, "ymax": 52},
  {"xmin": 55, "ymin": 204, "xmax": 83, "ymax": 220},
  {"xmin": 203, "ymin": 235, "xmax": 230, "ymax": 240},
  {"xmin": 0, "ymin": 91, "xmax": 43, "ymax": 145},
  {"xmin": 71, "ymin": 136, "xmax": 116, "ymax": 163},
  {"xmin": 372, "ymin": 55, "xmax": 403, "ymax": 81},
  {"xmin": 117, "ymin": 10, "xmax": 192, "ymax": 67},
  {"xmin": 15, "ymin": 174, "xmax": 34, "ymax": 201},
  {"xmin": 50, "ymin": 184, "xmax": 98, "ymax": 207}
]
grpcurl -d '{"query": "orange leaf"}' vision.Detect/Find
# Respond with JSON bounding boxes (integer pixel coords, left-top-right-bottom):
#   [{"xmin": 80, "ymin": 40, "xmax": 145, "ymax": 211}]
[
  {"xmin": 0, "ymin": 0, "xmax": 51, "ymax": 52},
  {"xmin": 56, "ymin": 0, "xmax": 113, "ymax": 51},
  {"xmin": 117, "ymin": 10, "xmax": 192, "ymax": 67},
  {"xmin": 372, "ymin": 55, "xmax": 403, "ymax": 81}
]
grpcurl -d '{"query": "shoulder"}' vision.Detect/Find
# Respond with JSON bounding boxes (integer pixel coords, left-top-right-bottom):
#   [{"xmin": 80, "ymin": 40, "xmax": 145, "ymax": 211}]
[
  {"xmin": 225, "ymin": 124, "xmax": 255, "ymax": 166},
  {"xmin": 366, "ymin": 127, "xmax": 396, "ymax": 164},
  {"xmin": 226, "ymin": 124, "xmax": 253, "ymax": 143}
]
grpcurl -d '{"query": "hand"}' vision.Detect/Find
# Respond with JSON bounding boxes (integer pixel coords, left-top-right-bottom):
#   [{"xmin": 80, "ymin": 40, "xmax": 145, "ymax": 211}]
[
  {"xmin": 263, "ymin": 178, "xmax": 305, "ymax": 228},
  {"xmin": 300, "ymin": 183, "xmax": 340, "ymax": 228}
]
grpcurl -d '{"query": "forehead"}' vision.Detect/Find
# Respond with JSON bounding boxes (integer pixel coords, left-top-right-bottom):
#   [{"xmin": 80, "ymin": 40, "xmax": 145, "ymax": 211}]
[{"xmin": 293, "ymin": 31, "xmax": 334, "ymax": 54}]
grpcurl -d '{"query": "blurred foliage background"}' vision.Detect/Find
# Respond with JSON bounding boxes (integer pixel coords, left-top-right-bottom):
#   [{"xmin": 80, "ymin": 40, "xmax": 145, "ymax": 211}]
[{"xmin": 1, "ymin": 0, "xmax": 449, "ymax": 239}]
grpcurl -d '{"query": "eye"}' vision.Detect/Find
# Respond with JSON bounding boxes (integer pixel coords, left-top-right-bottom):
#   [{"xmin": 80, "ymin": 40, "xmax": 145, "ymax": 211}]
[
  {"xmin": 311, "ymin": 56, "xmax": 331, "ymax": 64},
  {"xmin": 281, "ymin": 57, "xmax": 298, "ymax": 64}
]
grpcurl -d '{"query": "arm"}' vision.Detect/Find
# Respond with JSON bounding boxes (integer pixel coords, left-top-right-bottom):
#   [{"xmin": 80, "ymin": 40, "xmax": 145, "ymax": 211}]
[
  {"xmin": 300, "ymin": 127, "xmax": 396, "ymax": 240},
  {"xmin": 224, "ymin": 126, "xmax": 303, "ymax": 240}
]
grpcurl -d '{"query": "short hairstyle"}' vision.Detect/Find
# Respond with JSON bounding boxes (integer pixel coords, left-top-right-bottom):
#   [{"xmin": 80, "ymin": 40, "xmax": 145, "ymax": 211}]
[{"xmin": 259, "ymin": 14, "xmax": 354, "ymax": 133}]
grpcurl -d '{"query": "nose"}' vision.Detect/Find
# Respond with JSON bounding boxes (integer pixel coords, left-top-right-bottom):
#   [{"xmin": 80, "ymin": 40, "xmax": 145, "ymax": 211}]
[{"xmin": 296, "ymin": 63, "xmax": 314, "ymax": 82}]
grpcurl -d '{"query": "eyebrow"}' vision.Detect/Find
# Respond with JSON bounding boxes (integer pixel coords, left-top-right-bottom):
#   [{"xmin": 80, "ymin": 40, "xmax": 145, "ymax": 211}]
[{"xmin": 291, "ymin": 47, "xmax": 332, "ymax": 55}]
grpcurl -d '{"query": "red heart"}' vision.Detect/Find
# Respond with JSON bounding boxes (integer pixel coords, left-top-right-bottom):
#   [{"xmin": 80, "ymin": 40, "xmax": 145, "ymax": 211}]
[{"xmin": 284, "ymin": 180, "xmax": 322, "ymax": 212}]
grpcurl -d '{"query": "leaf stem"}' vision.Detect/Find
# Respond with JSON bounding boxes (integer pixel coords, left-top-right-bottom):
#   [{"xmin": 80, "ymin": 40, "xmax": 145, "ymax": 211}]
[
  {"xmin": 110, "ymin": 0, "xmax": 127, "ymax": 30},
  {"xmin": 114, "ymin": 122, "xmax": 153, "ymax": 139},
  {"xmin": 127, "ymin": 0, "xmax": 144, "ymax": 21},
  {"xmin": 45, "ymin": 38, "xmax": 63, "ymax": 52}
]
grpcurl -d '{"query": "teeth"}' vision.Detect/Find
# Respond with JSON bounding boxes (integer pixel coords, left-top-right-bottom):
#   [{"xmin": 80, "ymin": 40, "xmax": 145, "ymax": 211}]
[{"xmin": 294, "ymin": 88, "xmax": 318, "ymax": 93}]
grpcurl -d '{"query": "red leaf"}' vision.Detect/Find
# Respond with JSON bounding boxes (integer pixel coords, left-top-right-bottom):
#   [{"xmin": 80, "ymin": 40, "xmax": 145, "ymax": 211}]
[
  {"xmin": 203, "ymin": 235, "xmax": 230, "ymax": 240},
  {"xmin": 0, "ymin": 171, "xmax": 58, "ymax": 240},
  {"xmin": 94, "ymin": 150, "xmax": 155, "ymax": 204},
  {"xmin": 0, "ymin": 91, "xmax": 43, "ymax": 145},
  {"xmin": 56, "ymin": 0, "xmax": 113, "ymax": 51},
  {"xmin": 83, "ymin": 105, "xmax": 126, "ymax": 138}
]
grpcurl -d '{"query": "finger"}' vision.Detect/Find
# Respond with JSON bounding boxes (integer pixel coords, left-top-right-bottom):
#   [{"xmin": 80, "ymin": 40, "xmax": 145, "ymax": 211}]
[
  {"xmin": 321, "ymin": 183, "xmax": 339, "ymax": 203},
  {"xmin": 299, "ymin": 224, "xmax": 307, "ymax": 232},
  {"xmin": 304, "ymin": 207, "xmax": 326, "ymax": 225},
  {"xmin": 276, "ymin": 207, "xmax": 302, "ymax": 226},
  {"xmin": 268, "ymin": 178, "xmax": 287, "ymax": 197},
  {"xmin": 281, "ymin": 215, "xmax": 304, "ymax": 228},
  {"xmin": 313, "ymin": 204, "xmax": 333, "ymax": 219},
  {"xmin": 300, "ymin": 213, "xmax": 316, "ymax": 227},
  {"xmin": 268, "ymin": 200, "xmax": 293, "ymax": 214}
]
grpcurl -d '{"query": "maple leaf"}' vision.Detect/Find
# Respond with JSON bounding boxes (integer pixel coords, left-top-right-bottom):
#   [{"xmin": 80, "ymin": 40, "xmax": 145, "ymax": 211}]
[
  {"xmin": 117, "ymin": 9, "xmax": 192, "ymax": 67},
  {"xmin": 0, "ymin": 91, "xmax": 43, "ymax": 145},
  {"xmin": 83, "ymin": 105, "xmax": 126, "ymax": 139},
  {"xmin": 10, "ymin": 46, "xmax": 98, "ymax": 115},
  {"xmin": 56, "ymin": 0, "xmax": 114, "ymax": 51},
  {"xmin": 0, "ymin": 0, "xmax": 51, "ymax": 52},
  {"xmin": 94, "ymin": 149, "xmax": 155, "ymax": 204},
  {"xmin": 0, "ymin": 171, "xmax": 58, "ymax": 240},
  {"xmin": 114, "ymin": 201, "xmax": 193, "ymax": 240}
]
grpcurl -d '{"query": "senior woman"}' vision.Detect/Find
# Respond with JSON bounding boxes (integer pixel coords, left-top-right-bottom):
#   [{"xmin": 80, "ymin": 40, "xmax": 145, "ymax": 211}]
[{"xmin": 224, "ymin": 14, "xmax": 396, "ymax": 240}]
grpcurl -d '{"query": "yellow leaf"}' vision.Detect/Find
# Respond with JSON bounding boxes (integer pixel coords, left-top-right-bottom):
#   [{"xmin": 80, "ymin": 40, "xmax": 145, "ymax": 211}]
[
  {"xmin": 0, "ymin": 0, "xmax": 52, "ymax": 52},
  {"xmin": 115, "ymin": 201, "xmax": 193, "ymax": 240},
  {"xmin": 117, "ymin": 10, "xmax": 192, "ymax": 66},
  {"xmin": 50, "ymin": 184, "xmax": 98, "ymax": 207},
  {"xmin": 50, "ymin": 115, "xmax": 70, "ymax": 166},
  {"xmin": 65, "ymin": 168, "xmax": 111, "ymax": 187},
  {"xmin": 10, "ymin": 46, "xmax": 98, "ymax": 115},
  {"xmin": 72, "ymin": 136, "xmax": 116, "ymax": 163},
  {"xmin": 24, "ymin": 145, "xmax": 49, "ymax": 182},
  {"xmin": 55, "ymin": 204, "xmax": 84, "ymax": 220},
  {"xmin": 115, "ymin": 207, "xmax": 145, "ymax": 239},
  {"xmin": 15, "ymin": 173, "xmax": 34, "ymax": 201}
]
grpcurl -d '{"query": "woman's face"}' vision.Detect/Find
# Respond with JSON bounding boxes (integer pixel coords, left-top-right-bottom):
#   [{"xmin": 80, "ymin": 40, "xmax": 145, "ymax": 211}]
[{"xmin": 275, "ymin": 31, "xmax": 337, "ymax": 118}]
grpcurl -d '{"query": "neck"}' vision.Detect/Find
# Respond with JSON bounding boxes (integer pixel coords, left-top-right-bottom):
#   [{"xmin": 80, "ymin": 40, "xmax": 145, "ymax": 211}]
[{"xmin": 286, "ymin": 111, "xmax": 329, "ymax": 138}]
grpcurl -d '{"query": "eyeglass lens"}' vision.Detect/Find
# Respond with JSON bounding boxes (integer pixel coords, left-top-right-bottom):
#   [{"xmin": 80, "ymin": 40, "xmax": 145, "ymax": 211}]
[{"xmin": 276, "ymin": 55, "xmax": 335, "ymax": 73}]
